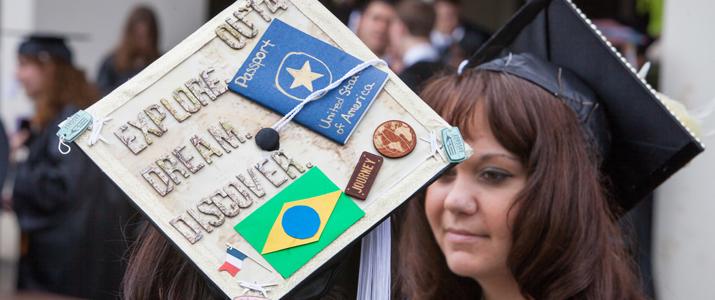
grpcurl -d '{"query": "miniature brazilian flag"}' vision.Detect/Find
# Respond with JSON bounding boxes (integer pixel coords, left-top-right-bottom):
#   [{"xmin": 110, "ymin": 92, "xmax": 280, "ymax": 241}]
[{"xmin": 235, "ymin": 167, "xmax": 364, "ymax": 278}]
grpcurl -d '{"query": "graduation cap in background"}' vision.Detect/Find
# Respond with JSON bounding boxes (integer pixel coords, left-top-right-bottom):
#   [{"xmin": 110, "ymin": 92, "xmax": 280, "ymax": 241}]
[
  {"xmin": 463, "ymin": 0, "xmax": 704, "ymax": 210},
  {"xmin": 9, "ymin": 29, "xmax": 89, "ymax": 63},
  {"xmin": 17, "ymin": 35, "xmax": 73, "ymax": 63}
]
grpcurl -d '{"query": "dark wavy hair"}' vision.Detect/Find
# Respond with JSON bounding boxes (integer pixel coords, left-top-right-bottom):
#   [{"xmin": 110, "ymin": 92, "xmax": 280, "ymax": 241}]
[
  {"xmin": 397, "ymin": 69, "xmax": 646, "ymax": 299},
  {"xmin": 122, "ymin": 223, "xmax": 221, "ymax": 300},
  {"xmin": 123, "ymin": 221, "xmax": 359, "ymax": 299}
]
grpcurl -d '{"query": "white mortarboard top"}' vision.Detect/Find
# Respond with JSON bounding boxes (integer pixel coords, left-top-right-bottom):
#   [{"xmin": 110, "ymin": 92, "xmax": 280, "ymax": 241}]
[{"xmin": 58, "ymin": 1, "xmax": 471, "ymax": 298}]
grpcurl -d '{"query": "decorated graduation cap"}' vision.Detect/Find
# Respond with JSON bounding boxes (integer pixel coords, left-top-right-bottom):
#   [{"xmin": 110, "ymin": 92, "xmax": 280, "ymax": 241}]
[
  {"xmin": 55, "ymin": 0, "xmax": 469, "ymax": 299},
  {"xmin": 463, "ymin": 0, "xmax": 704, "ymax": 210}
]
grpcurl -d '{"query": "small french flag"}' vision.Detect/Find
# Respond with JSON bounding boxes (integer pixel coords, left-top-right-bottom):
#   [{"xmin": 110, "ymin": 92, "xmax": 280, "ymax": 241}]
[{"xmin": 218, "ymin": 246, "xmax": 248, "ymax": 277}]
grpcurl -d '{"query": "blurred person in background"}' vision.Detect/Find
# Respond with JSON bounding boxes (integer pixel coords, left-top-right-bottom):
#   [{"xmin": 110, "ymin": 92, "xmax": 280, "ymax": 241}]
[
  {"xmin": 12, "ymin": 35, "xmax": 136, "ymax": 299},
  {"xmin": 430, "ymin": 0, "xmax": 460, "ymax": 53},
  {"xmin": 593, "ymin": 19, "xmax": 649, "ymax": 68},
  {"xmin": 389, "ymin": 0, "xmax": 445, "ymax": 91},
  {"xmin": 431, "ymin": 0, "xmax": 490, "ymax": 69},
  {"xmin": 97, "ymin": 5, "xmax": 160, "ymax": 96},
  {"xmin": 355, "ymin": 0, "xmax": 395, "ymax": 59},
  {"xmin": 319, "ymin": 0, "xmax": 360, "ymax": 25}
]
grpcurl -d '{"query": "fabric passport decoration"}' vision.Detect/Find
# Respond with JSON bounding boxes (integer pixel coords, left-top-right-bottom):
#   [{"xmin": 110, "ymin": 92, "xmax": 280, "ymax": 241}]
[
  {"xmin": 228, "ymin": 18, "xmax": 388, "ymax": 145},
  {"xmin": 235, "ymin": 167, "xmax": 364, "ymax": 278}
]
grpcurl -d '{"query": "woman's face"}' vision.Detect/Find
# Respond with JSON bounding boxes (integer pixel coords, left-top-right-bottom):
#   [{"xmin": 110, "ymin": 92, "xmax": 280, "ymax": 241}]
[
  {"xmin": 426, "ymin": 102, "xmax": 527, "ymax": 280},
  {"xmin": 16, "ymin": 56, "xmax": 46, "ymax": 99},
  {"xmin": 132, "ymin": 22, "xmax": 154, "ymax": 53}
]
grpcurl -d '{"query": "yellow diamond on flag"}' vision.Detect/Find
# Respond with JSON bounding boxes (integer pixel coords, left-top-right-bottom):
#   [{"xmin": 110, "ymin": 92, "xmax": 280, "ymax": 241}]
[{"xmin": 261, "ymin": 190, "xmax": 341, "ymax": 254}]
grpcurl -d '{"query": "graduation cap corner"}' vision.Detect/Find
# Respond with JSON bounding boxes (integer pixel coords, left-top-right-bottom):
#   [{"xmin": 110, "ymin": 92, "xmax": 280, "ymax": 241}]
[{"xmin": 464, "ymin": 0, "xmax": 704, "ymax": 210}]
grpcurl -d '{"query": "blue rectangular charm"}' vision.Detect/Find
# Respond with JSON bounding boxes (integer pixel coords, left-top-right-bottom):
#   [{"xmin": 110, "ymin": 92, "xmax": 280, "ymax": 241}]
[
  {"xmin": 57, "ymin": 110, "xmax": 93, "ymax": 142},
  {"xmin": 442, "ymin": 127, "xmax": 467, "ymax": 163},
  {"xmin": 228, "ymin": 19, "xmax": 388, "ymax": 145}
]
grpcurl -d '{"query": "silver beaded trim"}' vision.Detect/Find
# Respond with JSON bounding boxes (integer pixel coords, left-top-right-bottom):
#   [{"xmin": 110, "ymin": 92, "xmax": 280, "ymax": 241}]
[{"xmin": 565, "ymin": 0, "xmax": 704, "ymax": 147}]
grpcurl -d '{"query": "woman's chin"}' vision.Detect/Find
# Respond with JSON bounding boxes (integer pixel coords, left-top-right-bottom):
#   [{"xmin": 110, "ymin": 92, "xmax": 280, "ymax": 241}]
[{"xmin": 444, "ymin": 251, "xmax": 483, "ymax": 278}]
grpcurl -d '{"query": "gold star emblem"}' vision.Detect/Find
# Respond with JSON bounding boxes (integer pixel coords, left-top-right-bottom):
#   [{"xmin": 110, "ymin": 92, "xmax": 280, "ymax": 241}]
[{"xmin": 286, "ymin": 61, "xmax": 324, "ymax": 92}]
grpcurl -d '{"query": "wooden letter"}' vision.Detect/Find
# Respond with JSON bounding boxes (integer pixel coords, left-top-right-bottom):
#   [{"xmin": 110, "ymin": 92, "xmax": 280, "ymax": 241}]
[
  {"xmin": 201, "ymin": 68, "xmax": 228, "ymax": 97},
  {"xmin": 170, "ymin": 215, "xmax": 203, "ymax": 244},
  {"xmin": 196, "ymin": 198, "xmax": 225, "ymax": 227},
  {"xmin": 185, "ymin": 77, "xmax": 216, "ymax": 105},
  {"xmin": 173, "ymin": 87, "xmax": 202, "ymax": 113},
  {"xmin": 156, "ymin": 155, "xmax": 190, "ymax": 184},
  {"xmin": 224, "ymin": 179, "xmax": 255, "ymax": 208},
  {"xmin": 190, "ymin": 135, "xmax": 224, "ymax": 164},
  {"xmin": 208, "ymin": 121, "xmax": 246, "ymax": 153},
  {"xmin": 141, "ymin": 165, "xmax": 173, "ymax": 196},
  {"xmin": 114, "ymin": 124, "xmax": 148, "ymax": 154},
  {"xmin": 187, "ymin": 208, "xmax": 214, "ymax": 233},
  {"xmin": 173, "ymin": 145, "xmax": 205, "ymax": 174},
  {"xmin": 255, "ymin": 158, "xmax": 287, "ymax": 187},
  {"xmin": 128, "ymin": 112, "xmax": 164, "ymax": 145},
  {"xmin": 144, "ymin": 104, "xmax": 168, "ymax": 132},
  {"xmin": 161, "ymin": 98, "xmax": 191, "ymax": 123},
  {"xmin": 237, "ymin": 168, "xmax": 266, "ymax": 198},
  {"xmin": 271, "ymin": 151, "xmax": 306, "ymax": 179},
  {"xmin": 215, "ymin": 24, "xmax": 247, "ymax": 50},
  {"xmin": 210, "ymin": 189, "xmax": 241, "ymax": 217}
]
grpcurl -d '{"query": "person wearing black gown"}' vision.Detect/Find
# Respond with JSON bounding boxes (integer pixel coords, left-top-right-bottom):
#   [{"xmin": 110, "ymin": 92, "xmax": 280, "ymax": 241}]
[{"xmin": 12, "ymin": 35, "xmax": 137, "ymax": 299}]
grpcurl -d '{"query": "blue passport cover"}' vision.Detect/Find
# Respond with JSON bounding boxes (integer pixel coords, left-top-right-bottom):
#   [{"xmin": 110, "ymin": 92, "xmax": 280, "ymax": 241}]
[{"xmin": 228, "ymin": 19, "xmax": 388, "ymax": 145}]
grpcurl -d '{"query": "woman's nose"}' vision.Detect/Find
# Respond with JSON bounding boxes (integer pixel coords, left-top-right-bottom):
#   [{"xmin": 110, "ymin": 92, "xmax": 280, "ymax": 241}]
[{"xmin": 443, "ymin": 176, "xmax": 478, "ymax": 215}]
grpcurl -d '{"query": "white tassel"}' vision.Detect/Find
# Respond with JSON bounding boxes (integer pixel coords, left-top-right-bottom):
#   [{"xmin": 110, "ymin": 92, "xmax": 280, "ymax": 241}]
[{"xmin": 357, "ymin": 217, "xmax": 391, "ymax": 300}]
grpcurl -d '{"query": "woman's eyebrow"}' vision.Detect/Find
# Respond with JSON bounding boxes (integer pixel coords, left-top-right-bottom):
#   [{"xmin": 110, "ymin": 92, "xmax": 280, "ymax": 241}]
[{"xmin": 475, "ymin": 152, "xmax": 519, "ymax": 163}]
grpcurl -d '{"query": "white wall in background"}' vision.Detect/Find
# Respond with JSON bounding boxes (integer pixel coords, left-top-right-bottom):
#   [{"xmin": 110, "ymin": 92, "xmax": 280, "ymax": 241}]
[
  {"xmin": 656, "ymin": 0, "xmax": 715, "ymax": 298},
  {"xmin": 0, "ymin": 0, "xmax": 36, "ymax": 130}
]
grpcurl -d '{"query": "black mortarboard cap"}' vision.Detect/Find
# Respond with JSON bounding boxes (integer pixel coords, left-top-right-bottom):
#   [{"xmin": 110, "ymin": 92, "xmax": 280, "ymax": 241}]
[
  {"xmin": 464, "ymin": 0, "xmax": 704, "ymax": 210},
  {"xmin": 18, "ymin": 35, "xmax": 73, "ymax": 63}
]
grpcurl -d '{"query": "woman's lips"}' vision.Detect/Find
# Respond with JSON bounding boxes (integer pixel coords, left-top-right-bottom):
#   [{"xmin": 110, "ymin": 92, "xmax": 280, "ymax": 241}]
[{"xmin": 444, "ymin": 228, "xmax": 489, "ymax": 243}]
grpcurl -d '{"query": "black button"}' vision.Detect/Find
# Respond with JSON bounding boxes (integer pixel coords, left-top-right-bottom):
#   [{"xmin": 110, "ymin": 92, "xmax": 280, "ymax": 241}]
[{"xmin": 255, "ymin": 127, "xmax": 280, "ymax": 151}]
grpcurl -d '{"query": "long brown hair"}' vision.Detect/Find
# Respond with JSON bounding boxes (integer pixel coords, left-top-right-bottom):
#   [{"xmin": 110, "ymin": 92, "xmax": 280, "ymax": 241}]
[
  {"xmin": 123, "ymin": 222, "xmax": 221, "ymax": 300},
  {"xmin": 113, "ymin": 6, "xmax": 160, "ymax": 73},
  {"xmin": 398, "ymin": 70, "xmax": 645, "ymax": 299},
  {"xmin": 123, "ymin": 222, "xmax": 357, "ymax": 299},
  {"xmin": 26, "ymin": 55, "xmax": 98, "ymax": 129}
]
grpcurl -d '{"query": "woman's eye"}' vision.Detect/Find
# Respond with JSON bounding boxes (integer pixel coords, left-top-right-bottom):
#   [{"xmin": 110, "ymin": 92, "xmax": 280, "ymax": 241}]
[
  {"xmin": 437, "ymin": 167, "xmax": 457, "ymax": 182},
  {"xmin": 478, "ymin": 168, "xmax": 512, "ymax": 184}
]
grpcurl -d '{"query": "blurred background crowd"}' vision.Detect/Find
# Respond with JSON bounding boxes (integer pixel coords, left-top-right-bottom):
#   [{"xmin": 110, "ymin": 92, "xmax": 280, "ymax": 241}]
[{"xmin": 0, "ymin": 0, "xmax": 712, "ymax": 299}]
